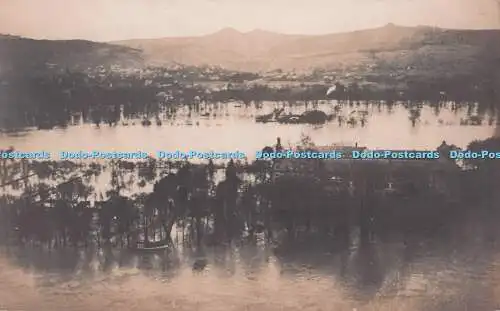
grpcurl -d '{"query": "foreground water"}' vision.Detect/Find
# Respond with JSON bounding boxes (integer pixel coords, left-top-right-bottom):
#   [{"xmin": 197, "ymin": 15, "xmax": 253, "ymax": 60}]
[
  {"xmin": 0, "ymin": 101, "xmax": 496, "ymax": 158},
  {"xmin": 0, "ymin": 209, "xmax": 500, "ymax": 311}
]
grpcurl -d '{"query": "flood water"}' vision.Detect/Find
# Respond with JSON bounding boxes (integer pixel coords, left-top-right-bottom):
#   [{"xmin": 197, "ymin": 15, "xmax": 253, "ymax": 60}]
[
  {"xmin": 0, "ymin": 101, "xmax": 496, "ymax": 158},
  {"xmin": 1, "ymin": 100, "xmax": 500, "ymax": 311},
  {"xmin": 1, "ymin": 209, "xmax": 500, "ymax": 311}
]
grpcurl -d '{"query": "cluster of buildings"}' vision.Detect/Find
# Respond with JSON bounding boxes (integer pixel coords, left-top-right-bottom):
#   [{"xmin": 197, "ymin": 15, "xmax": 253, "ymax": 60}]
[{"xmin": 268, "ymin": 138, "xmax": 460, "ymax": 200}]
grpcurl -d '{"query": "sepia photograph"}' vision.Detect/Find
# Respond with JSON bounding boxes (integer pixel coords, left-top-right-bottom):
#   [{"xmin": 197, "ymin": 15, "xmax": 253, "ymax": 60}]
[{"xmin": 1, "ymin": 0, "xmax": 500, "ymax": 310}]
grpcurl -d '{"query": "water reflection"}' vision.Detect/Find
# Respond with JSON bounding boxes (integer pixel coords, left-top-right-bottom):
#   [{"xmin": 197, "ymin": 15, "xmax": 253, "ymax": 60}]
[
  {"xmin": 1, "ymin": 213, "xmax": 500, "ymax": 311},
  {"xmin": 1, "ymin": 101, "xmax": 496, "ymax": 158}
]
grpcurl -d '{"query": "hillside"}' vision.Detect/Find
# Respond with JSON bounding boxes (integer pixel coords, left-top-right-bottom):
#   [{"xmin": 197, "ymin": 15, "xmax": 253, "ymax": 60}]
[
  {"xmin": 113, "ymin": 28, "xmax": 305, "ymax": 71},
  {"xmin": 0, "ymin": 35, "xmax": 143, "ymax": 75},
  {"xmin": 113, "ymin": 24, "xmax": 500, "ymax": 79},
  {"xmin": 1, "ymin": 25, "xmax": 499, "ymax": 85}
]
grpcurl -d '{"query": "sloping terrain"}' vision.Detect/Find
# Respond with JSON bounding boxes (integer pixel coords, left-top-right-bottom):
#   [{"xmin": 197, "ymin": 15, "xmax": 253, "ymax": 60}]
[
  {"xmin": 0, "ymin": 35, "xmax": 143, "ymax": 75},
  {"xmin": 1, "ymin": 25, "xmax": 499, "ymax": 83},
  {"xmin": 112, "ymin": 24, "xmax": 500, "ymax": 77}
]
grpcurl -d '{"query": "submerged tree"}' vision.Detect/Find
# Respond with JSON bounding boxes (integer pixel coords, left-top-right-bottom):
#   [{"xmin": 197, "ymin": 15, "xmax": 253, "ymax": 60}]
[{"xmin": 408, "ymin": 108, "xmax": 421, "ymax": 127}]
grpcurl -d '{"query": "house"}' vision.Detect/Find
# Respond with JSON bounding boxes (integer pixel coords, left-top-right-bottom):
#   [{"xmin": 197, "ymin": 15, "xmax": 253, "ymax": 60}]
[
  {"xmin": 271, "ymin": 143, "xmax": 460, "ymax": 199},
  {"xmin": 271, "ymin": 144, "xmax": 365, "ymax": 182},
  {"xmin": 271, "ymin": 157, "xmax": 319, "ymax": 181}
]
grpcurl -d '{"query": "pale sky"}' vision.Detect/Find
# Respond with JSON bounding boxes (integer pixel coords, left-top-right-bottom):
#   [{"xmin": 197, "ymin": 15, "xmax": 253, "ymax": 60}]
[{"xmin": 0, "ymin": 0, "xmax": 499, "ymax": 41}]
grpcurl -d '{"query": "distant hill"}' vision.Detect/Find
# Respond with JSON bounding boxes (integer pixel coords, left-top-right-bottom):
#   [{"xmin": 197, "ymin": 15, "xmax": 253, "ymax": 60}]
[
  {"xmin": 113, "ymin": 24, "xmax": 500, "ymax": 79},
  {"xmin": 113, "ymin": 28, "xmax": 305, "ymax": 72},
  {"xmin": 2, "ymin": 25, "xmax": 500, "ymax": 84},
  {"xmin": 0, "ymin": 35, "xmax": 143, "ymax": 75}
]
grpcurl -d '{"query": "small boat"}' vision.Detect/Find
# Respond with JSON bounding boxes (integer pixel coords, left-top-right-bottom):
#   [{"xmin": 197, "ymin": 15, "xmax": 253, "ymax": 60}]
[
  {"xmin": 131, "ymin": 240, "xmax": 170, "ymax": 252},
  {"xmin": 141, "ymin": 119, "xmax": 152, "ymax": 126},
  {"xmin": 137, "ymin": 244, "xmax": 169, "ymax": 252}
]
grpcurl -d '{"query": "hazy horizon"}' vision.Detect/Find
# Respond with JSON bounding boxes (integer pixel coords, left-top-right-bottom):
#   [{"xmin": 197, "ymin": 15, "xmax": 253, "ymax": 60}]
[{"xmin": 1, "ymin": 0, "xmax": 499, "ymax": 42}]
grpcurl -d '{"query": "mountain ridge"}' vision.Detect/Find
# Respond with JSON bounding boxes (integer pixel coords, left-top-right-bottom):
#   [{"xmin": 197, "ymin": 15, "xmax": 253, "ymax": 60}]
[
  {"xmin": 110, "ymin": 24, "xmax": 500, "ymax": 73},
  {"xmin": 1, "ymin": 24, "xmax": 499, "ymax": 81}
]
